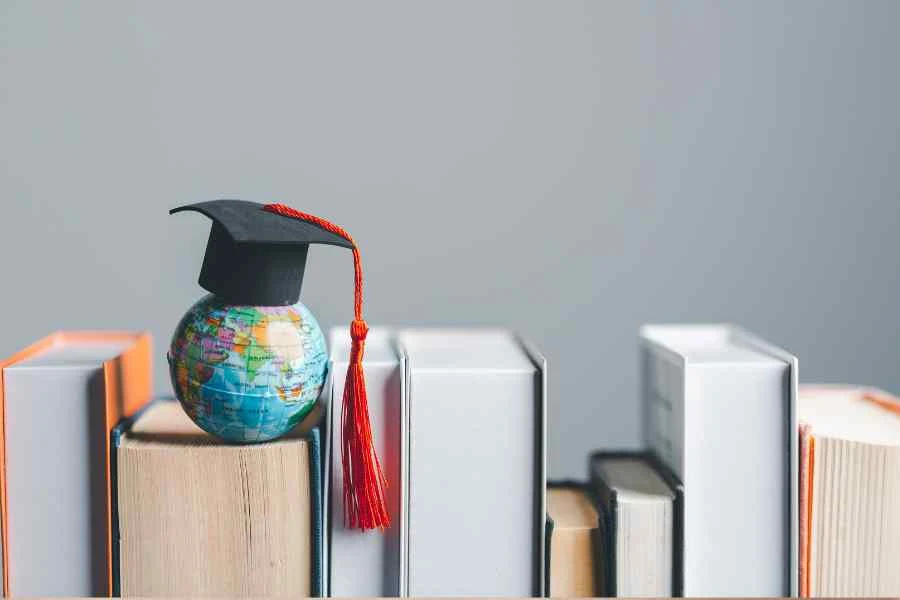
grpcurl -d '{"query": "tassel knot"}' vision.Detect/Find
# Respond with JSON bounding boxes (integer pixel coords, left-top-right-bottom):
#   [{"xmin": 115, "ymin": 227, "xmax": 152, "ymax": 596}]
[{"xmin": 350, "ymin": 319, "xmax": 369, "ymax": 342}]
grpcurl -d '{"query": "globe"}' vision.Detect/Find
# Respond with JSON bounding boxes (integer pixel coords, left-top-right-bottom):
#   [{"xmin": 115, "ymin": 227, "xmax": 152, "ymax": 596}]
[{"xmin": 168, "ymin": 294, "xmax": 328, "ymax": 442}]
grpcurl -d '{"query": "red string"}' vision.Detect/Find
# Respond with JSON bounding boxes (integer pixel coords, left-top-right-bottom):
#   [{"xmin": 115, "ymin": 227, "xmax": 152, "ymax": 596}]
[{"xmin": 263, "ymin": 202, "xmax": 390, "ymax": 531}]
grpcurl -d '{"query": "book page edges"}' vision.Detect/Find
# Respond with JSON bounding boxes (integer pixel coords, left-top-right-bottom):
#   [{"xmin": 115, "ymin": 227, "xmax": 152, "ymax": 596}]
[{"xmin": 797, "ymin": 384, "xmax": 898, "ymax": 596}]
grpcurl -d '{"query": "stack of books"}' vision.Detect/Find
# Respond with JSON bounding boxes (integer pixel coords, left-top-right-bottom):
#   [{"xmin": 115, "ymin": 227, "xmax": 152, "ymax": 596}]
[{"xmin": 1, "ymin": 324, "xmax": 897, "ymax": 597}]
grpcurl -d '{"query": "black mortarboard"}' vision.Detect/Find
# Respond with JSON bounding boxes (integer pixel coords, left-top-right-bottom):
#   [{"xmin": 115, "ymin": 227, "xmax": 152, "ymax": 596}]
[{"xmin": 170, "ymin": 199, "xmax": 354, "ymax": 306}]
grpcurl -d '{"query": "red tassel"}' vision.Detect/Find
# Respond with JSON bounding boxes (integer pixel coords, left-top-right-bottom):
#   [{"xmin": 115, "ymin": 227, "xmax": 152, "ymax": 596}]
[{"xmin": 263, "ymin": 202, "xmax": 390, "ymax": 530}]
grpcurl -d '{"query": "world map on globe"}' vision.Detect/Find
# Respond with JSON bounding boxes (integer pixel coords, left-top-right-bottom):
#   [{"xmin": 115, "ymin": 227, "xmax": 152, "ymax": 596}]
[{"xmin": 168, "ymin": 294, "xmax": 327, "ymax": 442}]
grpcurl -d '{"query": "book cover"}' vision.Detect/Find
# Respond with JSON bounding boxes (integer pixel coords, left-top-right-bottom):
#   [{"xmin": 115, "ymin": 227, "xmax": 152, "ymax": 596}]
[
  {"xmin": 327, "ymin": 327, "xmax": 406, "ymax": 597},
  {"xmin": 588, "ymin": 451, "xmax": 683, "ymax": 597},
  {"xmin": 398, "ymin": 329, "xmax": 547, "ymax": 597},
  {"xmin": 639, "ymin": 324, "xmax": 797, "ymax": 596}
]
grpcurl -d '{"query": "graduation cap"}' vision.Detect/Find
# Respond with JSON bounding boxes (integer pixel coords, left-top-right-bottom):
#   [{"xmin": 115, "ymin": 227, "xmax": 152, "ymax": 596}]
[
  {"xmin": 170, "ymin": 199, "xmax": 355, "ymax": 306},
  {"xmin": 171, "ymin": 199, "xmax": 389, "ymax": 530}
]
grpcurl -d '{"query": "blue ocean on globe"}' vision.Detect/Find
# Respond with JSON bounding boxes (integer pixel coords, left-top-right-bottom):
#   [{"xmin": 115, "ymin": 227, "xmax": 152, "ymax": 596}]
[{"xmin": 168, "ymin": 294, "xmax": 327, "ymax": 442}]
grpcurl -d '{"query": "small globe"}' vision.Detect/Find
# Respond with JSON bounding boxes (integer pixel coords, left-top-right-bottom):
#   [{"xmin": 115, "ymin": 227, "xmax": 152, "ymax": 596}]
[{"xmin": 168, "ymin": 294, "xmax": 327, "ymax": 443}]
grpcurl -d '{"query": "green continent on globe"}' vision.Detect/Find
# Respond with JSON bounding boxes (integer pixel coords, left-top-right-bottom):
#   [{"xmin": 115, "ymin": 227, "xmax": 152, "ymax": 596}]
[{"xmin": 168, "ymin": 294, "xmax": 327, "ymax": 442}]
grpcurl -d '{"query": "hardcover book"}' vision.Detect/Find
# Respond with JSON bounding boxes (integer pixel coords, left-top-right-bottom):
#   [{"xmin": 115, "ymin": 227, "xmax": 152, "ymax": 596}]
[
  {"xmin": 546, "ymin": 481, "xmax": 599, "ymax": 597},
  {"xmin": 327, "ymin": 327, "xmax": 406, "ymax": 597},
  {"xmin": 0, "ymin": 331, "xmax": 151, "ymax": 597},
  {"xmin": 589, "ymin": 451, "xmax": 681, "ymax": 597},
  {"xmin": 640, "ymin": 324, "xmax": 797, "ymax": 596},
  {"xmin": 398, "ymin": 329, "xmax": 547, "ymax": 596},
  {"xmin": 112, "ymin": 400, "xmax": 324, "ymax": 597},
  {"xmin": 798, "ymin": 385, "xmax": 900, "ymax": 596}
]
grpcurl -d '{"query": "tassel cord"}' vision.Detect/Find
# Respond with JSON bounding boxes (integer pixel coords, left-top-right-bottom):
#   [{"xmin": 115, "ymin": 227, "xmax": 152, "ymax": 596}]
[{"xmin": 262, "ymin": 203, "xmax": 389, "ymax": 531}]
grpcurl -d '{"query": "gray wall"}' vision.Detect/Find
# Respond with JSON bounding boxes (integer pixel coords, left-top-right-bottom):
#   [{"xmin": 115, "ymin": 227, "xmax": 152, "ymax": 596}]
[{"xmin": 2, "ymin": 1, "xmax": 899, "ymax": 478}]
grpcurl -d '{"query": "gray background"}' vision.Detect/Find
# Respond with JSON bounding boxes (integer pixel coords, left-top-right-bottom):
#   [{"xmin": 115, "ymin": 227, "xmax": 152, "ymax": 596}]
[{"xmin": 2, "ymin": 1, "xmax": 899, "ymax": 478}]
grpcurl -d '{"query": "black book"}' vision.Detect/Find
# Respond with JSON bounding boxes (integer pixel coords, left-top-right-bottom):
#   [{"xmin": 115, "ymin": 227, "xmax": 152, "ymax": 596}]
[{"xmin": 588, "ymin": 451, "xmax": 683, "ymax": 597}]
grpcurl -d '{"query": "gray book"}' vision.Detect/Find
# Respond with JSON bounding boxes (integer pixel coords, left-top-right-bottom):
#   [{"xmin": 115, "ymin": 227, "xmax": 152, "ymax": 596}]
[
  {"xmin": 327, "ymin": 327, "xmax": 406, "ymax": 597},
  {"xmin": 640, "ymin": 324, "xmax": 797, "ymax": 596},
  {"xmin": 398, "ymin": 328, "xmax": 547, "ymax": 597}
]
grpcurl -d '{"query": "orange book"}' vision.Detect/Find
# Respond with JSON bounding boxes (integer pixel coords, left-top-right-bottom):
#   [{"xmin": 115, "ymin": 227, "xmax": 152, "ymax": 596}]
[
  {"xmin": 0, "ymin": 332, "xmax": 152, "ymax": 597},
  {"xmin": 798, "ymin": 385, "xmax": 900, "ymax": 597}
]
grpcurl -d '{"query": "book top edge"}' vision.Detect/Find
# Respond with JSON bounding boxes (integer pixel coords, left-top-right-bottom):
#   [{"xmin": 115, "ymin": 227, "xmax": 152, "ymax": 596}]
[
  {"xmin": 547, "ymin": 487, "xmax": 599, "ymax": 529},
  {"xmin": 328, "ymin": 326, "xmax": 399, "ymax": 364},
  {"xmin": 397, "ymin": 328, "xmax": 535, "ymax": 372},
  {"xmin": 119, "ymin": 401, "xmax": 315, "ymax": 449},
  {"xmin": 800, "ymin": 384, "xmax": 900, "ymax": 447},
  {"xmin": 2, "ymin": 331, "xmax": 149, "ymax": 369},
  {"xmin": 640, "ymin": 323, "xmax": 794, "ymax": 367}
]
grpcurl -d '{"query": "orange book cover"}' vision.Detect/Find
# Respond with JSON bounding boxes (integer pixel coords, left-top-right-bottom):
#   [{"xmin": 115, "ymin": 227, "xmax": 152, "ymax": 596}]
[{"xmin": 0, "ymin": 331, "xmax": 152, "ymax": 597}]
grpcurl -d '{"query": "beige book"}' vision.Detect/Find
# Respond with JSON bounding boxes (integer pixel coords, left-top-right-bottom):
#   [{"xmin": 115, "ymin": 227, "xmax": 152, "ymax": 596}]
[
  {"xmin": 116, "ymin": 401, "xmax": 312, "ymax": 596},
  {"xmin": 547, "ymin": 486, "xmax": 599, "ymax": 597},
  {"xmin": 799, "ymin": 385, "xmax": 900, "ymax": 597}
]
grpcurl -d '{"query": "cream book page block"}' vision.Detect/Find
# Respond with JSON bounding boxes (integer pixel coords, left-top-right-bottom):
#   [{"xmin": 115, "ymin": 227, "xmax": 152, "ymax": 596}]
[{"xmin": 117, "ymin": 402, "xmax": 311, "ymax": 597}]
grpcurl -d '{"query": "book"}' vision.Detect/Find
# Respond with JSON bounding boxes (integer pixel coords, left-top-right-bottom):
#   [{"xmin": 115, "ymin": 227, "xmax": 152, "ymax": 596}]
[
  {"xmin": 589, "ymin": 452, "xmax": 678, "ymax": 597},
  {"xmin": 0, "ymin": 331, "xmax": 151, "ymax": 597},
  {"xmin": 798, "ymin": 385, "xmax": 900, "ymax": 596},
  {"xmin": 397, "ymin": 328, "xmax": 547, "ymax": 596},
  {"xmin": 113, "ymin": 400, "xmax": 323, "ymax": 596},
  {"xmin": 640, "ymin": 324, "xmax": 797, "ymax": 596},
  {"xmin": 327, "ymin": 327, "xmax": 406, "ymax": 597},
  {"xmin": 546, "ymin": 482, "xmax": 599, "ymax": 597}
]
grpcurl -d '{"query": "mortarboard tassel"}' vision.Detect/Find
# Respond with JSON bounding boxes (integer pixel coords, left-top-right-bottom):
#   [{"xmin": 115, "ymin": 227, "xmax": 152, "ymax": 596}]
[{"xmin": 262, "ymin": 203, "xmax": 390, "ymax": 531}]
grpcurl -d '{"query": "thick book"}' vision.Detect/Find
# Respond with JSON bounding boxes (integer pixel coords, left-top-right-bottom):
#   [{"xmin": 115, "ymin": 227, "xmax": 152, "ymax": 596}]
[
  {"xmin": 327, "ymin": 327, "xmax": 406, "ymax": 597},
  {"xmin": 640, "ymin": 324, "xmax": 797, "ymax": 596},
  {"xmin": 112, "ymin": 400, "xmax": 323, "ymax": 596},
  {"xmin": 589, "ymin": 452, "xmax": 680, "ymax": 597},
  {"xmin": 398, "ymin": 328, "xmax": 547, "ymax": 596},
  {"xmin": 0, "ymin": 331, "xmax": 152, "ymax": 597},
  {"xmin": 798, "ymin": 385, "xmax": 900, "ymax": 596},
  {"xmin": 546, "ymin": 481, "xmax": 599, "ymax": 597}
]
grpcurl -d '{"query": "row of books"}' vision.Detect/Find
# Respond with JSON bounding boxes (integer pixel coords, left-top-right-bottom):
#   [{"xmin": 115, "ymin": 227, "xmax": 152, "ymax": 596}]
[
  {"xmin": 547, "ymin": 325, "xmax": 900, "ymax": 598},
  {"xmin": 0, "ymin": 327, "xmax": 547, "ymax": 597},
  {"xmin": 0, "ymin": 325, "xmax": 897, "ymax": 597}
]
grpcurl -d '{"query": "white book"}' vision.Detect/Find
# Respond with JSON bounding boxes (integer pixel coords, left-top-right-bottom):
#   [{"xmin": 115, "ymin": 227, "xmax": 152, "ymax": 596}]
[
  {"xmin": 0, "ymin": 333, "xmax": 150, "ymax": 596},
  {"xmin": 398, "ymin": 328, "xmax": 547, "ymax": 597},
  {"xmin": 327, "ymin": 327, "xmax": 406, "ymax": 597},
  {"xmin": 640, "ymin": 324, "xmax": 797, "ymax": 596}
]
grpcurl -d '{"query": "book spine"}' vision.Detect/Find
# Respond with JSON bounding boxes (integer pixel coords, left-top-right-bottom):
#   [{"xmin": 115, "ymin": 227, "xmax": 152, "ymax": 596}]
[
  {"xmin": 543, "ymin": 514, "xmax": 553, "ymax": 598},
  {"xmin": 518, "ymin": 335, "xmax": 548, "ymax": 598},
  {"xmin": 328, "ymin": 331, "xmax": 403, "ymax": 597},
  {"xmin": 308, "ymin": 427, "xmax": 324, "ymax": 597},
  {"xmin": 109, "ymin": 398, "xmax": 164, "ymax": 597}
]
